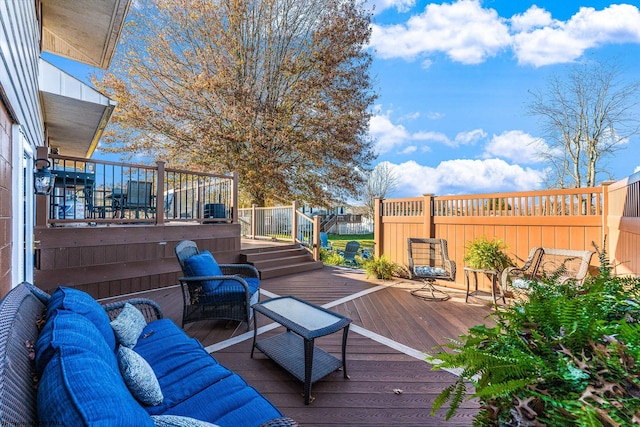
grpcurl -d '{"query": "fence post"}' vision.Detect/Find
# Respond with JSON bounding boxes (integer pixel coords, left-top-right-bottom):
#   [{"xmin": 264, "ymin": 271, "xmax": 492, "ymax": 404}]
[
  {"xmin": 374, "ymin": 197, "xmax": 382, "ymax": 258},
  {"xmin": 251, "ymin": 204, "xmax": 257, "ymax": 239},
  {"xmin": 601, "ymin": 181, "xmax": 613, "ymax": 255},
  {"xmin": 313, "ymin": 215, "xmax": 321, "ymax": 261},
  {"xmin": 424, "ymin": 193, "xmax": 434, "ymax": 238},
  {"xmin": 155, "ymin": 161, "xmax": 165, "ymax": 224},
  {"xmin": 291, "ymin": 201, "xmax": 298, "ymax": 243}
]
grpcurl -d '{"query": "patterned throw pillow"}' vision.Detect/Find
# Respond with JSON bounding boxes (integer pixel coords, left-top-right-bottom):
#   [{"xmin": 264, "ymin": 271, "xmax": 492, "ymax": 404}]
[
  {"xmin": 151, "ymin": 415, "xmax": 220, "ymax": 427},
  {"xmin": 111, "ymin": 303, "xmax": 147, "ymax": 348},
  {"xmin": 118, "ymin": 346, "xmax": 163, "ymax": 406}
]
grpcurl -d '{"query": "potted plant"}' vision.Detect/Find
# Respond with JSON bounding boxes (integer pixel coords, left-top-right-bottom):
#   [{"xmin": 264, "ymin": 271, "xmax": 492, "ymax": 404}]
[
  {"xmin": 428, "ymin": 249, "xmax": 640, "ymax": 426},
  {"xmin": 463, "ymin": 236, "xmax": 513, "ymax": 272}
]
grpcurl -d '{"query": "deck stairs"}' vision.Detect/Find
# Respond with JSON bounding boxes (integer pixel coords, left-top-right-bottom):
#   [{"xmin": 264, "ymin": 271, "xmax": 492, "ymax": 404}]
[{"xmin": 240, "ymin": 244, "xmax": 324, "ymax": 279}]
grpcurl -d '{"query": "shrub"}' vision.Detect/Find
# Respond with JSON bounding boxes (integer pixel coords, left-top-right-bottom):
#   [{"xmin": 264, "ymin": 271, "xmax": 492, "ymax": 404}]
[
  {"xmin": 321, "ymin": 249, "xmax": 344, "ymax": 266},
  {"xmin": 429, "ymin": 247, "xmax": 640, "ymax": 426},
  {"xmin": 363, "ymin": 255, "xmax": 398, "ymax": 280},
  {"xmin": 463, "ymin": 236, "xmax": 513, "ymax": 272}
]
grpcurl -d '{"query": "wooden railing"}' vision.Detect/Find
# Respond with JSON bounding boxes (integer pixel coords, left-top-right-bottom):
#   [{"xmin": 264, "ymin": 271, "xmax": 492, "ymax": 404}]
[{"xmin": 36, "ymin": 152, "xmax": 237, "ymax": 227}]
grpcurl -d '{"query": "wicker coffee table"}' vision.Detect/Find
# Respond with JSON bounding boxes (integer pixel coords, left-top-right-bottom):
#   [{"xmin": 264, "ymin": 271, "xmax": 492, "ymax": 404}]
[{"xmin": 251, "ymin": 296, "xmax": 351, "ymax": 404}]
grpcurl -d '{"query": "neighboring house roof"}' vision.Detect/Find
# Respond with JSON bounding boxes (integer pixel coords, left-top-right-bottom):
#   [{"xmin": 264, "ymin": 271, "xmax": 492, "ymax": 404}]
[
  {"xmin": 41, "ymin": 0, "xmax": 131, "ymax": 69},
  {"xmin": 39, "ymin": 59, "xmax": 116, "ymax": 158}
]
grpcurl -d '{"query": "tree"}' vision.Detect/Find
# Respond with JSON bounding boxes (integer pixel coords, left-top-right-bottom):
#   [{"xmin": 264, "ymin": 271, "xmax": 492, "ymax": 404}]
[
  {"xmin": 94, "ymin": 0, "xmax": 377, "ymax": 206},
  {"xmin": 528, "ymin": 58, "xmax": 640, "ymax": 188},
  {"xmin": 362, "ymin": 162, "xmax": 397, "ymax": 219}
]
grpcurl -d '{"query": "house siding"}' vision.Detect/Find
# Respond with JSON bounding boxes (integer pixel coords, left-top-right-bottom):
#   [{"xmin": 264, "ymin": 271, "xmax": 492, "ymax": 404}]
[{"xmin": 0, "ymin": 1, "xmax": 43, "ymax": 295}]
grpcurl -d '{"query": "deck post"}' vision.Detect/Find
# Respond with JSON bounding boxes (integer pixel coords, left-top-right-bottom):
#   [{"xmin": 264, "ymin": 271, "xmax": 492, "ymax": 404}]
[
  {"xmin": 232, "ymin": 172, "xmax": 239, "ymax": 224},
  {"xmin": 374, "ymin": 197, "xmax": 382, "ymax": 258},
  {"xmin": 156, "ymin": 161, "xmax": 165, "ymax": 224},
  {"xmin": 291, "ymin": 201, "xmax": 298, "ymax": 243},
  {"xmin": 313, "ymin": 215, "xmax": 321, "ymax": 261},
  {"xmin": 35, "ymin": 146, "xmax": 49, "ymax": 228},
  {"xmin": 251, "ymin": 204, "xmax": 257, "ymax": 239}
]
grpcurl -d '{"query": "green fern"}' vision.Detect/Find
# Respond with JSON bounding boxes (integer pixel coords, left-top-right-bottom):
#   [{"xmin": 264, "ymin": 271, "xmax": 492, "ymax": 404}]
[{"xmin": 428, "ymin": 252, "xmax": 640, "ymax": 425}]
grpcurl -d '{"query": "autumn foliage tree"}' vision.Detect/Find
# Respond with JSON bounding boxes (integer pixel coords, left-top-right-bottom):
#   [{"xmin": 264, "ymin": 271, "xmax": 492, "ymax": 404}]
[{"xmin": 95, "ymin": 0, "xmax": 376, "ymax": 206}]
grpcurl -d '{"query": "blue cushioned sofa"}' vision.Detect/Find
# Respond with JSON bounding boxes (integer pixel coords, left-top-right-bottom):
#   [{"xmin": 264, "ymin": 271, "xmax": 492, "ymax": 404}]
[{"xmin": 0, "ymin": 282, "xmax": 296, "ymax": 427}]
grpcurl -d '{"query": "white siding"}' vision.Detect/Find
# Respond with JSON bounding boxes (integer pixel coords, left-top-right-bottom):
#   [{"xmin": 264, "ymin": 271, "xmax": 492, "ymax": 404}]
[{"xmin": 0, "ymin": 0, "xmax": 43, "ymax": 149}]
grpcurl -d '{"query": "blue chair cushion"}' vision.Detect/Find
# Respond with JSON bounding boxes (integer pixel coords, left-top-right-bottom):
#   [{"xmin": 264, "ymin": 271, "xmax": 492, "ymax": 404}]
[
  {"xmin": 118, "ymin": 346, "xmax": 164, "ymax": 406},
  {"xmin": 35, "ymin": 309, "xmax": 118, "ymax": 376},
  {"xmin": 47, "ymin": 286, "xmax": 116, "ymax": 351},
  {"xmin": 111, "ymin": 303, "xmax": 148, "ymax": 348},
  {"xmin": 37, "ymin": 345, "xmax": 154, "ymax": 426}
]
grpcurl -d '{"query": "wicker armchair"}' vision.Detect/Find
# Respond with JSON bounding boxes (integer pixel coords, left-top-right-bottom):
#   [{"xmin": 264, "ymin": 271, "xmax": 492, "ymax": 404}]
[
  {"xmin": 407, "ymin": 238, "xmax": 456, "ymax": 301},
  {"xmin": 500, "ymin": 247, "xmax": 594, "ymax": 294},
  {"xmin": 174, "ymin": 240, "xmax": 260, "ymax": 330}
]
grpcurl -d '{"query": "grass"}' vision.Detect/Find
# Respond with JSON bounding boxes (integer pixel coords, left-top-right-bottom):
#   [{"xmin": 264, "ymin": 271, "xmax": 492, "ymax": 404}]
[{"xmin": 327, "ymin": 233, "xmax": 374, "ymax": 251}]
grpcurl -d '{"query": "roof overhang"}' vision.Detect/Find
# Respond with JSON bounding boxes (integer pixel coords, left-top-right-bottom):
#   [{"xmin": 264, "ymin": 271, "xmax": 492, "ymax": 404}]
[
  {"xmin": 39, "ymin": 59, "xmax": 116, "ymax": 158},
  {"xmin": 41, "ymin": 0, "xmax": 132, "ymax": 69}
]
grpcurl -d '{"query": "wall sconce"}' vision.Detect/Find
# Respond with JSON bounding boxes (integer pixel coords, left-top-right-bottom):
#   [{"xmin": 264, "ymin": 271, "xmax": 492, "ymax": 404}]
[{"xmin": 34, "ymin": 158, "xmax": 53, "ymax": 195}]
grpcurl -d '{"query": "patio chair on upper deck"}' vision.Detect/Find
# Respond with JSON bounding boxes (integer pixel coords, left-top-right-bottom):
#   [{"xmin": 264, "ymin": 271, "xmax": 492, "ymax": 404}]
[
  {"xmin": 407, "ymin": 238, "xmax": 456, "ymax": 301},
  {"xmin": 174, "ymin": 240, "xmax": 260, "ymax": 330}
]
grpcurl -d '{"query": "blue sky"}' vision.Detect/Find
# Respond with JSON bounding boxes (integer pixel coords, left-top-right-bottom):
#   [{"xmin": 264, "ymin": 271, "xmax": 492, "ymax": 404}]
[{"xmin": 45, "ymin": 0, "xmax": 640, "ymax": 199}]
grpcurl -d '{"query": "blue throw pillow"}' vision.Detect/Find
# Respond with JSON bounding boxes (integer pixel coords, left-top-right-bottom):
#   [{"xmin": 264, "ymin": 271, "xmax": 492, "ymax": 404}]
[
  {"xmin": 111, "ymin": 303, "xmax": 147, "ymax": 348},
  {"xmin": 183, "ymin": 251, "xmax": 224, "ymax": 293},
  {"xmin": 47, "ymin": 286, "xmax": 116, "ymax": 351},
  {"xmin": 118, "ymin": 346, "xmax": 163, "ymax": 406},
  {"xmin": 151, "ymin": 415, "xmax": 219, "ymax": 427},
  {"xmin": 183, "ymin": 251, "xmax": 223, "ymax": 277}
]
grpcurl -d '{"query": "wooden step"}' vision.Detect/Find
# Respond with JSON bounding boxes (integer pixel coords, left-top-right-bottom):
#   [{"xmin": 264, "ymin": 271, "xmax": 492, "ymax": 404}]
[{"xmin": 240, "ymin": 244, "xmax": 324, "ymax": 279}]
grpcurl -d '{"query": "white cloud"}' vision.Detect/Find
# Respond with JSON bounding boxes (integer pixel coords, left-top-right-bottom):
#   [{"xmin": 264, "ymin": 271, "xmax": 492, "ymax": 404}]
[
  {"xmin": 370, "ymin": 1, "xmax": 640, "ymax": 67},
  {"xmin": 388, "ymin": 158, "xmax": 545, "ymax": 196},
  {"xmin": 367, "ymin": 0, "xmax": 415, "ymax": 15},
  {"xmin": 370, "ymin": 0, "xmax": 510, "ymax": 64},
  {"xmin": 635, "ymin": 165, "xmax": 640, "ymax": 174},
  {"xmin": 400, "ymin": 146, "xmax": 418, "ymax": 154},
  {"xmin": 483, "ymin": 130, "xmax": 554, "ymax": 164},
  {"xmin": 510, "ymin": 6, "xmax": 553, "ymax": 32},
  {"xmin": 413, "ymin": 128, "xmax": 486, "ymax": 147},
  {"xmin": 369, "ymin": 114, "xmax": 410, "ymax": 154},
  {"xmin": 513, "ymin": 4, "xmax": 640, "ymax": 67}
]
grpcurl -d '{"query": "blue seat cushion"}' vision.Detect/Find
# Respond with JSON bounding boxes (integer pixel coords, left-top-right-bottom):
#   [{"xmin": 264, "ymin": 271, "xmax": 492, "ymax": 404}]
[
  {"xmin": 47, "ymin": 286, "xmax": 116, "ymax": 351},
  {"xmin": 35, "ymin": 309, "xmax": 118, "ymax": 376},
  {"xmin": 133, "ymin": 320, "xmax": 282, "ymax": 425},
  {"xmin": 199, "ymin": 277, "xmax": 259, "ymax": 303},
  {"xmin": 37, "ymin": 345, "xmax": 154, "ymax": 427}
]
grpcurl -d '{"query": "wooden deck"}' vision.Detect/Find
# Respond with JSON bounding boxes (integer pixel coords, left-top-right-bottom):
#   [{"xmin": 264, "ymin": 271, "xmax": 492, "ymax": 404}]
[{"xmin": 102, "ymin": 266, "xmax": 495, "ymax": 426}]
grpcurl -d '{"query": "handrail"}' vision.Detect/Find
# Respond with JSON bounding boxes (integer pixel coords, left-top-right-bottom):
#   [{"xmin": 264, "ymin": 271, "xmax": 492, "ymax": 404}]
[{"xmin": 36, "ymin": 153, "xmax": 237, "ymax": 227}]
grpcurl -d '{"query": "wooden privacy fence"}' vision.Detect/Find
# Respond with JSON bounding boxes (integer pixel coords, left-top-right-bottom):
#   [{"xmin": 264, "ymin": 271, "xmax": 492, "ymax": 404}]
[{"xmin": 375, "ymin": 175, "xmax": 640, "ymax": 293}]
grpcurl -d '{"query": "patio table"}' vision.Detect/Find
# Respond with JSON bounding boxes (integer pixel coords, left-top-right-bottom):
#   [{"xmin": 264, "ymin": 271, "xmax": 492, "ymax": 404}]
[{"xmin": 251, "ymin": 296, "xmax": 351, "ymax": 404}]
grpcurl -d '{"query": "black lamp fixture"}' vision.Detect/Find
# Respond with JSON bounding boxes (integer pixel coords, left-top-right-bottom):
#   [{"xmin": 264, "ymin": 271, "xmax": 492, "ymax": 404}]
[{"xmin": 34, "ymin": 158, "xmax": 53, "ymax": 195}]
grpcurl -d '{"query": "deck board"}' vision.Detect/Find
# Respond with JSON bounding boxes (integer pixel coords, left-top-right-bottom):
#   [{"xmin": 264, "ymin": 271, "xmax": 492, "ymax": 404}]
[{"xmin": 103, "ymin": 265, "xmax": 495, "ymax": 426}]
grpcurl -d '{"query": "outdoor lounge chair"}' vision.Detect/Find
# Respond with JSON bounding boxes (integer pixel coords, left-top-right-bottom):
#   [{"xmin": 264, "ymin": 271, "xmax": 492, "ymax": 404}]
[
  {"xmin": 407, "ymin": 238, "xmax": 456, "ymax": 301},
  {"xmin": 320, "ymin": 232, "xmax": 332, "ymax": 250},
  {"xmin": 500, "ymin": 247, "xmax": 594, "ymax": 295},
  {"xmin": 342, "ymin": 241, "xmax": 361, "ymax": 266},
  {"xmin": 174, "ymin": 240, "xmax": 260, "ymax": 330}
]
